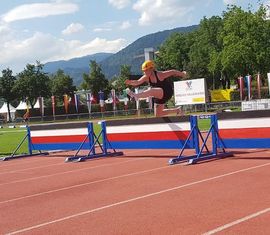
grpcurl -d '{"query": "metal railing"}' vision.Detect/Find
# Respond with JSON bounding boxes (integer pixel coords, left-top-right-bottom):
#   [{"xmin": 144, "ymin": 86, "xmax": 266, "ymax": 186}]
[{"xmin": 1, "ymin": 101, "xmax": 244, "ymax": 126}]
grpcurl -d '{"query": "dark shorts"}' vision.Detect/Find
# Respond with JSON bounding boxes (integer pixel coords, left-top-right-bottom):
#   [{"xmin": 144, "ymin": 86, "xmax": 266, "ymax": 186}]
[{"xmin": 153, "ymin": 86, "xmax": 173, "ymax": 104}]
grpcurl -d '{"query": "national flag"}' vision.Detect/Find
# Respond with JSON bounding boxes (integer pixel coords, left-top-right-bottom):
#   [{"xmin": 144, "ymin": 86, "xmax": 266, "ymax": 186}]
[
  {"xmin": 86, "ymin": 93, "xmax": 92, "ymax": 114},
  {"xmin": 238, "ymin": 76, "xmax": 244, "ymax": 100},
  {"xmin": 63, "ymin": 94, "xmax": 69, "ymax": 114},
  {"xmin": 74, "ymin": 94, "xmax": 79, "ymax": 113},
  {"xmin": 51, "ymin": 96, "xmax": 56, "ymax": 117},
  {"xmin": 245, "ymin": 75, "xmax": 252, "ymax": 100},
  {"xmin": 257, "ymin": 73, "xmax": 261, "ymax": 99},
  {"xmin": 38, "ymin": 96, "xmax": 44, "ymax": 117},
  {"xmin": 98, "ymin": 91, "xmax": 105, "ymax": 112}
]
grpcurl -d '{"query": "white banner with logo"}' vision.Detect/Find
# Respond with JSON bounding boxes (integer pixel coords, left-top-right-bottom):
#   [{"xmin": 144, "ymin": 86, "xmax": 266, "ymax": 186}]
[
  {"xmin": 268, "ymin": 73, "xmax": 270, "ymax": 95},
  {"xmin": 174, "ymin": 78, "xmax": 207, "ymax": 105}
]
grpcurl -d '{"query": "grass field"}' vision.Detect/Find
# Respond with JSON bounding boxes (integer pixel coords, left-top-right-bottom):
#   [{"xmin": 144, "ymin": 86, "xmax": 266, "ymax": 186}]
[
  {"xmin": 0, "ymin": 118, "xmax": 211, "ymax": 157},
  {"xmin": 0, "ymin": 128, "xmax": 28, "ymax": 156}
]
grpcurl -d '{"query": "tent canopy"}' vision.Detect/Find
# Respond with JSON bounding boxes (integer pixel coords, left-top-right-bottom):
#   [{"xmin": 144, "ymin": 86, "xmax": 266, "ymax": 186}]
[
  {"xmin": 16, "ymin": 101, "xmax": 30, "ymax": 110},
  {"xmin": 0, "ymin": 103, "xmax": 16, "ymax": 113},
  {"xmin": 34, "ymin": 100, "xmax": 46, "ymax": 109}
]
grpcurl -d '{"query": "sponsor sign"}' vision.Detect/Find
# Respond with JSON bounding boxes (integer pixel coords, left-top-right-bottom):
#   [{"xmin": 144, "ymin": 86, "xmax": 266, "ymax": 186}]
[
  {"xmin": 174, "ymin": 78, "xmax": 207, "ymax": 105},
  {"xmin": 210, "ymin": 89, "xmax": 233, "ymax": 102}
]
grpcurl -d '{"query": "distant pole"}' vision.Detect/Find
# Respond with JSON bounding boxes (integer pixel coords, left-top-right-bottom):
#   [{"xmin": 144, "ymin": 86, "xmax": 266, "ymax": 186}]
[
  {"xmin": 144, "ymin": 48, "xmax": 155, "ymax": 61},
  {"xmin": 238, "ymin": 76, "xmax": 244, "ymax": 101},
  {"xmin": 257, "ymin": 73, "xmax": 261, "ymax": 99}
]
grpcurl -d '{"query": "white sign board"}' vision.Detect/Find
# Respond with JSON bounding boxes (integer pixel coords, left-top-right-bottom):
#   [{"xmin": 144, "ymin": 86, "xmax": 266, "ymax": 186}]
[
  {"xmin": 268, "ymin": 73, "xmax": 270, "ymax": 95},
  {"xmin": 241, "ymin": 99, "xmax": 270, "ymax": 111},
  {"xmin": 174, "ymin": 78, "xmax": 207, "ymax": 105}
]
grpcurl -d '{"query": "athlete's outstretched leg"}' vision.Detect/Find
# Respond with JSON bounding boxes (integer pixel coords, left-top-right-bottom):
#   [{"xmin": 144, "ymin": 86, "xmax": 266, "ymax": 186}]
[
  {"xmin": 126, "ymin": 87, "xmax": 163, "ymax": 100},
  {"xmin": 155, "ymin": 104, "xmax": 184, "ymax": 117}
]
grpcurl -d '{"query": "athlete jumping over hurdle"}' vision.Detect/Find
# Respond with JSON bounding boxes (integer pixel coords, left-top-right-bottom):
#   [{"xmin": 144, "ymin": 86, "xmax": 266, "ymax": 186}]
[{"xmin": 125, "ymin": 60, "xmax": 187, "ymax": 117}]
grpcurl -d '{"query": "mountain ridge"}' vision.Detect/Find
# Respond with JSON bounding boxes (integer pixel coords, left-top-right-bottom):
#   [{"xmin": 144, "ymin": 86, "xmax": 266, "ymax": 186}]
[{"xmin": 44, "ymin": 25, "xmax": 198, "ymax": 85}]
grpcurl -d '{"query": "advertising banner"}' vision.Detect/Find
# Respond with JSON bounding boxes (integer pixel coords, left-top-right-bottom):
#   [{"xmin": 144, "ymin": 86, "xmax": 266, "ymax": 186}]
[
  {"xmin": 174, "ymin": 78, "xmax": 207, "ymax": 105},
  {"xmin": 268, "ymin": 73, "xmax": 270, "ymax": 95},
  {"xmin": 210, "ymin": 89, "xmax": 233, "ymax": 102}
]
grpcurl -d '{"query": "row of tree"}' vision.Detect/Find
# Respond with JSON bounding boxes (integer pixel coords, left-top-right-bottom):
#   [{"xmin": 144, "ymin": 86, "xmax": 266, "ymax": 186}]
[
  {"xmin": 0, "ymin": 60, "xmax": 131, "ymax": 120},
  {"xmin": 156, "ymin": 4, "xmax": 270, "ymax": 89}
]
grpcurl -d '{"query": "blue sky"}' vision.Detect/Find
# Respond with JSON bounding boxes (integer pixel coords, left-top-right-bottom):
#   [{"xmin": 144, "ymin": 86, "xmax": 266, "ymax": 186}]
[{"xmin": 0, "ymin": 0, "xmax": 268, "ymax": 74}]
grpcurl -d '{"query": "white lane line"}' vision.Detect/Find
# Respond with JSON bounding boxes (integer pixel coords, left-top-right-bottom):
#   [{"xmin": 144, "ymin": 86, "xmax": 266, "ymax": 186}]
[
  {"xmin": 203, "ymin": 207, "xmax": 270, "ymax": 235},
  {"xmin": 0, "ymin": 149, "xmax": 173, "ymax": 186},
  {"xmin": 0, "ymin": 162, "xmax": 66, "ymax": 175},
  {"xmin": 0, "ymin": 165, "xmax": 170, "ymax": 204},
  {"xmin": 0, "ymin": 157, "xmax": 148, "ymax": 186},
  {"xmin": 0, "ymin": 148, "xmax": 145, "ymax": 171},
  {"xmin": 7, "ymin": 162, "xmax": 270, "ymax": 235}
]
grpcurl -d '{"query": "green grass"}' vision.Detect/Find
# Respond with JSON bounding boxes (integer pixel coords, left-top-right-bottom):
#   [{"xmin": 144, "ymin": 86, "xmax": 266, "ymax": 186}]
[
  {"xmin": 198, "ymin": 119, "xmax": 211, "ymax": 130},
  {"xmin": 0, "ymin": 128, "xmax": 28, "ymax": 156},
  {"xmin": 0, "ymin": 125, "xmax": 103, "ymax": 157}
]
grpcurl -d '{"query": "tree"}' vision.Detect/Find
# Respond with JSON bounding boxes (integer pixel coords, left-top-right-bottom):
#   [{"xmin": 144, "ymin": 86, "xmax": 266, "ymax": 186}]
[
  {"xmin": 13, "ymin": 62, "xmax": 50, "ymax": 108},
  {"xmin": 155, "ymin": 32, "xmax": 191, "ymax": 71},
  {"xmin": 111, "ymin": 65, "xmax": 131, "ymax": 92},
  {"xmin": 220, "ymin": 5, "xmax": 270, "ymax": 78},
  {"xmin": 50, "ymin": 69, "xmax": 76, "ymax": 103},
  {"xmin": 81, "ymin": 60, "xmax": 109, "ymax": 99},
  {"xmin": 0, "ymin": 68, "xmax": 16, "ymax": 121},
  {"xmin": 187, "ymin": 16, "xmax": 223, "ymax": 89}
]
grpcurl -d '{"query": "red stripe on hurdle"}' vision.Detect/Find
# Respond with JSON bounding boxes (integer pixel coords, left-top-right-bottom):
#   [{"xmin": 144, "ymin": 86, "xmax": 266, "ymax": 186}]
[
  {"xmin": 107, "ymin": 130, "xmax": 190, "ymax": 142},
  {"xmin": 31, "ymin": 135, "xmax": 88, "ymax": 144},
  {"xmin": 219, "ymin": 127, "xmax": 270, "ymax": 139}
]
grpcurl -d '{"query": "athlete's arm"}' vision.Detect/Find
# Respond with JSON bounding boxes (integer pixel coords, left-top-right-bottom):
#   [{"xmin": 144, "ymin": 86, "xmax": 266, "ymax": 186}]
[
  {"xmin": 125, "ymin": 75, "xmax": 148, "ymax": 87},
  {"xmin": 158, "ymin": 70, "xmax": 187, "ymax": 81}
]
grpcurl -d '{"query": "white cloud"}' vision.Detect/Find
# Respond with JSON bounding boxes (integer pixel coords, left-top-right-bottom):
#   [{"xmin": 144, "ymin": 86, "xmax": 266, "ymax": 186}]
[
  {"xmin": 93, "ymin": 21, "xmax": 118, "ymax": 32},
  {"xmin": 1, "ymin": 2, "xmax": 79, "ymax": 23},
  {"xmin": 62, "ymin": 23, "xmax": 84, "ymax": 35},
  {"xmin": 133, "ymin": 0, "xmax": 195, "ymax": 26},
  {"xmin": 223, "ymin": 0, "xmax": 257, "ymax": 5},
  {"xmin": 223, "ymin": 0, "xmax": 238, "ymax": 4},
  {"xmin": 120, "ymin": 20, "xmax": 131, "ymax": 29},
  {"xmin": 79, "ymin": 38, "xmax": 127, "ymax": 54},
  {"xmin": 108, "ymin": 0, "xmax": 131, "ymax": 9},
  {"xmin": 0, "ymin": 31, "xmax": 127, "ymax": 73},
  {"xmin": 264, "ymin": 0, "xmax": 270, "ymax": 19},
  {"xmin": 93, "ymin": 27, "xmax": 112, "ymax": 32}
]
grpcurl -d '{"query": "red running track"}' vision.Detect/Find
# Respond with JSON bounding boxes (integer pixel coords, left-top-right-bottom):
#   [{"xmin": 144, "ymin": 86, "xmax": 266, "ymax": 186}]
[{"xmin": 0, "ymin": 148, "xmax": 269, "ymax": 235}]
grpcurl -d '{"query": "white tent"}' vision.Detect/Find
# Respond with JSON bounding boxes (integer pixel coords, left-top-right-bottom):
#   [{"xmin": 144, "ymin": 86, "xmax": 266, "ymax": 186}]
[
  {"xmin": 16, "ymin": 101, "xmax": 30, "ymax": 110},
  {"xmin": 0, "ymin": 103, "xmax": 16, "ymax": 121},
  {"xmin": 34, "ymin": 100, "xmax": 46, "ymax": 108}
]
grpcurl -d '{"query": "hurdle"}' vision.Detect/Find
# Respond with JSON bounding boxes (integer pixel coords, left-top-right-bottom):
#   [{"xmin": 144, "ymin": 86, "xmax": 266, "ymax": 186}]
[
  {"xmin": 176, "ymin": 110, "xmax": 270, "ymax": 164},
  {"xmin": 4, "ymin": 110, "xmax": 268, "ymax": 164},
  {"xmin": 2, "ymin": 121, "xmax": 122, "ymax": 162},
  {"xmin": 73, "ymin": 110, "xmax": 270, "ymax": 163},
  {"xmin": 69, "ymin": 114, "xmax": 232, "ymax": 164},
  {"xmin": 217, "ymin": 110, "xmax": 270, "ymax": 149}
]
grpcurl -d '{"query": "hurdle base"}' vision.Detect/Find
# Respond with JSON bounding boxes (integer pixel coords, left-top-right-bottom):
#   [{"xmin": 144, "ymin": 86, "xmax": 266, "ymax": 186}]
[
  {"xmin": 65, "ymin": 151, "xmax": 124, "ymax": 162},
  {"xmin": 169, "ymin": 151, "xmax": 234, "ymax": 165},
  {"xmin": 1, "ymin": 152, "xmax": 49, "ymax": 161},
  {"xmin": 168, "ymin": 155, "xmax": 197, "ymax": 165},
  {"xmin": 188, "ymin": 152, "xmax": 234, "ymax": 165}
]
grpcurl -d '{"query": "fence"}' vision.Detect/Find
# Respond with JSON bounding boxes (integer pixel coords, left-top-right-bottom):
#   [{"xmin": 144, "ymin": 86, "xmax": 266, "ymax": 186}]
[{"xmin": 1, "ymin": 101, "xmax": 244, "ymax": 126}]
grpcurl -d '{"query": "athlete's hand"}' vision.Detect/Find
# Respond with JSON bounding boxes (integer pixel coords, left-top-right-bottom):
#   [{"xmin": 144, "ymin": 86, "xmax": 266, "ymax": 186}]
[
  {"xmin": 125, "ymin": 80, "xmax": 132, "ymax": 86},
  {"xmin": 182, "ymin": 71, "xmax": 188, "ymax": 78}
]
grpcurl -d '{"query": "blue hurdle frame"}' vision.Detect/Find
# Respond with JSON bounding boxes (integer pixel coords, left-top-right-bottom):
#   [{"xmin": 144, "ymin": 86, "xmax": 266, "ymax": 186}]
[
  {"xmin": 2, "ymin": 114, "xmax": 233, "ymax": 164},
  {"xmin": 94, "ymin": 115, "xmax": 231, "ymax": 165},
  {"xmin": 65, "ymin": 121, "xmax": 123, "ymax": 162},
  {"xmin": 169, "ymin": 114, "xmax": 232, "ymax": 165}
]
